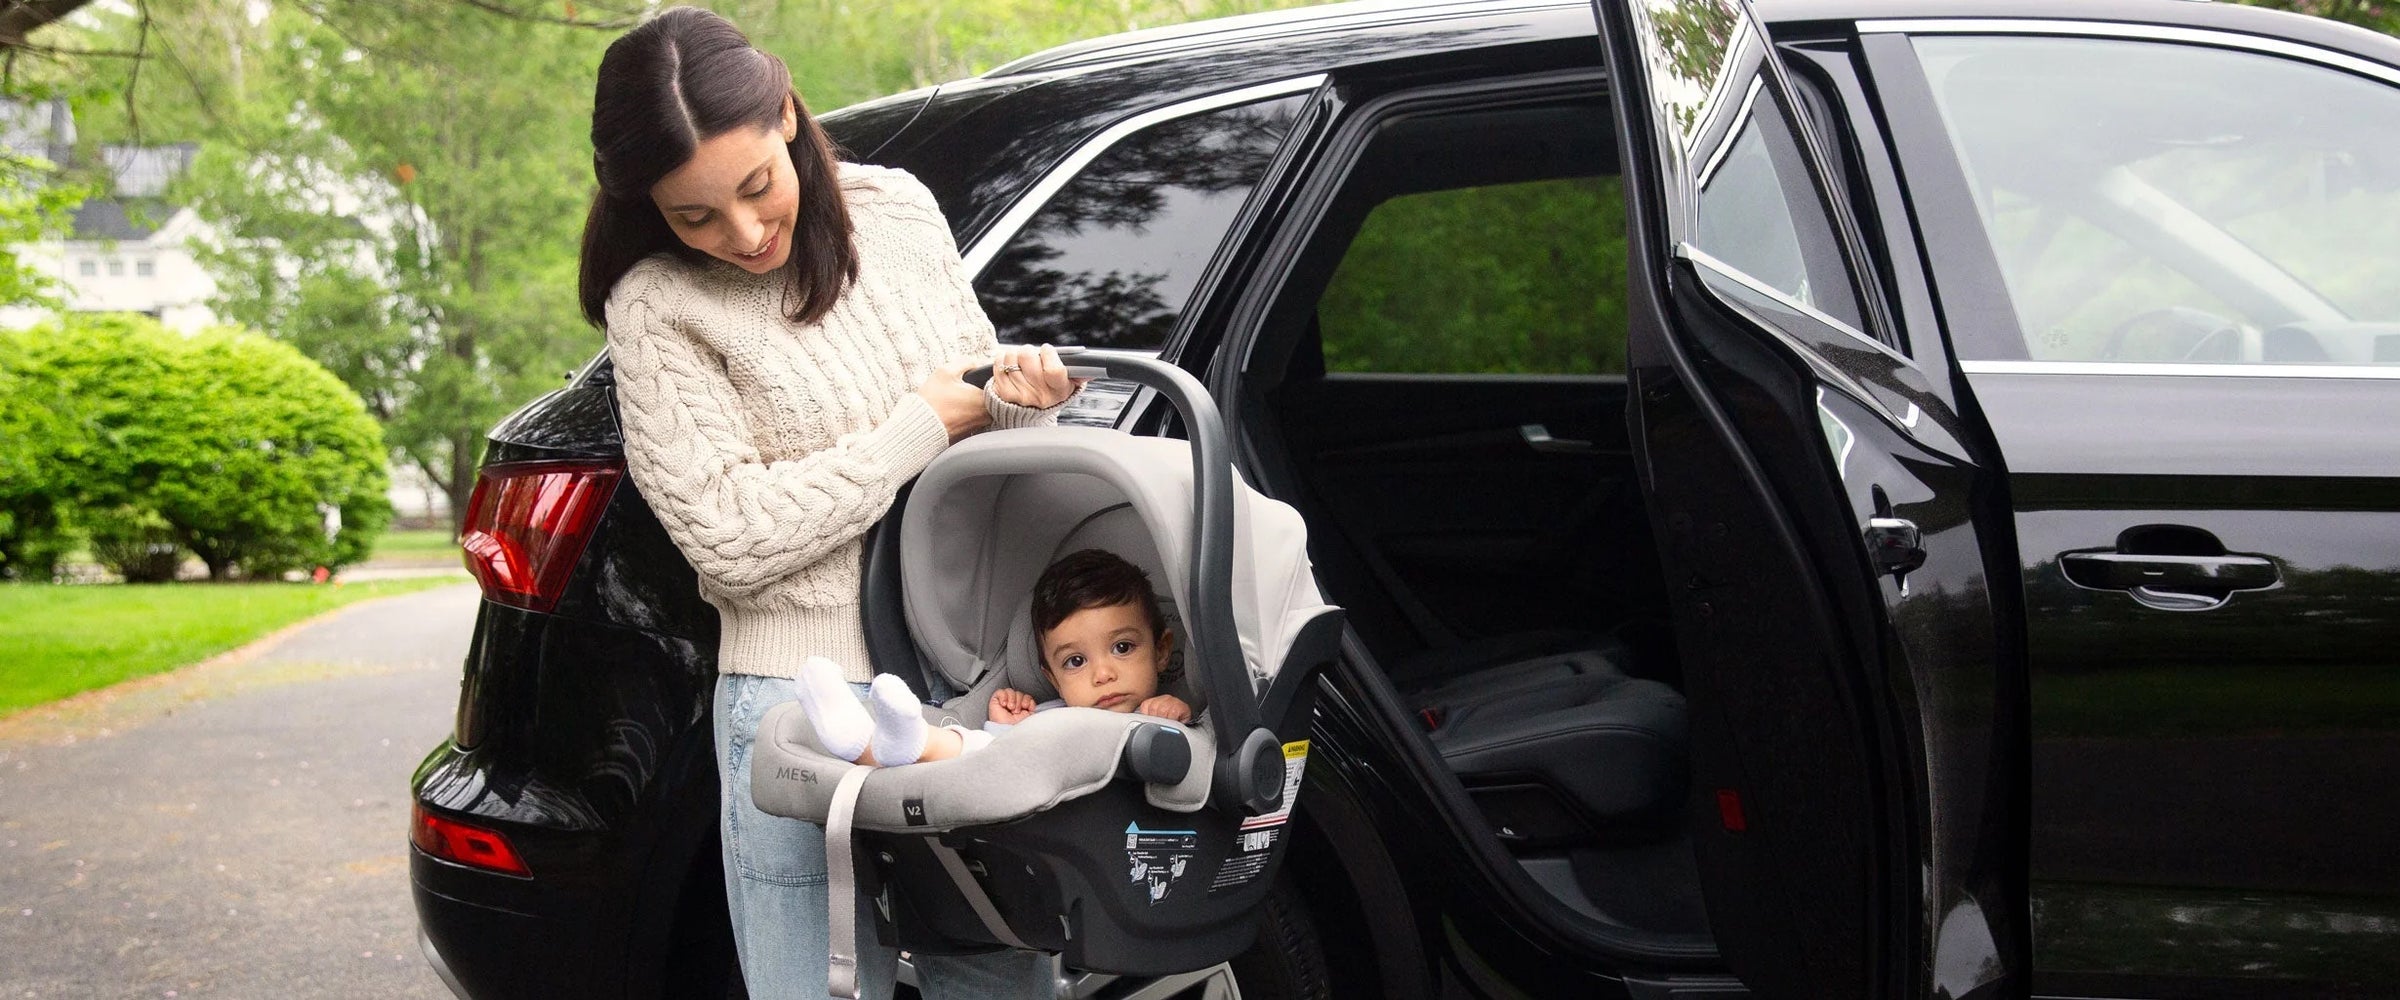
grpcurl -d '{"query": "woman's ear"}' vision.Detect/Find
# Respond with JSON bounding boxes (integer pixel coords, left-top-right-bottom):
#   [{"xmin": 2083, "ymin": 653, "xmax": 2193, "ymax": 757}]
[{"xmin": 781, "ymin": 92, "xmax": 799, "ymax": 142}]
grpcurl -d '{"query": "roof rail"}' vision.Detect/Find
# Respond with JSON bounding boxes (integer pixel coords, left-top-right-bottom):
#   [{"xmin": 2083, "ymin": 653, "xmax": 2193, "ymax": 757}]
[{"xmin": 982, "ymin": 0, "xmax": 1579, "ymax": 78}]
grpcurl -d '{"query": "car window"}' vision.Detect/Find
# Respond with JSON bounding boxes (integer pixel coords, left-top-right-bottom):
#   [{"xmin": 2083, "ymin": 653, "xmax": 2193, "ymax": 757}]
[
  {"xmin": 1316, "ymin": 177, "xmax": 1629, "ymax": 375},
  {"xmin": 1915, "ymin": 35, "xmax": 2400, "ymax": 365},
  {"xmin": 974, "ymin": 94, "xmax": 1306, "ymax": 350},
  {"xmin": 1693, "ymin": 81, "xmax": 1867, "ymax": 334}
]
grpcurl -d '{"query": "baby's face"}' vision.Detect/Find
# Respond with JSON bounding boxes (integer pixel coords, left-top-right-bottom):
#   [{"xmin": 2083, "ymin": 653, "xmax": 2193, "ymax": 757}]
[{"xmin": 1038, "ymin": 602, "xmax": 1171, "ymax": 713}]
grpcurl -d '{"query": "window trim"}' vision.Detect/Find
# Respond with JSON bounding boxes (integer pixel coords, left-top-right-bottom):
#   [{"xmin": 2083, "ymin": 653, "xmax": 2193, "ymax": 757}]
[
  {"xmin": 1858, "ymin": 18, "xmax": 2400, "ymax": 90},
  {"xmin": 1682, "ymin": 244, "xmax": 1899, "ymax": 365},
  {"xmin": 959, "ymin": 74, "xmax": 1325, "ymax": 277},
  {"xmin": 1962, "ymin": 360, "xmax": 2400, "ymax": 380}
]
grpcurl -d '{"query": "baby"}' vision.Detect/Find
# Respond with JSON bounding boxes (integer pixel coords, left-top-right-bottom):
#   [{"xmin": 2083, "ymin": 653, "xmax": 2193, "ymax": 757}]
[{"xmin": 795, "ymin": 548, "xmax": 1192, "ymax": 767}]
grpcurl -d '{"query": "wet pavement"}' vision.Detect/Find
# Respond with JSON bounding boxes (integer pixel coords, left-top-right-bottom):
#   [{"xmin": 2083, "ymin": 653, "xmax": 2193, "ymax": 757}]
[{"xmin": 0, "ymin": 582, "xmax": 479, "ymax": 999}]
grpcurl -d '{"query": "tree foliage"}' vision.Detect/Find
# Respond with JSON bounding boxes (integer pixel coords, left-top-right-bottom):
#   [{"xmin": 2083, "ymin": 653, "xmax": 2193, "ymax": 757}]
[
  {"xmin": 0, "ymin": 315, "xmax": 391, "ymax": 581},
  {"xmin": 0, "ymin": 323, "xmax": 81, "ymax": 578},
  {"xmin": 34, "ymin": 0, "xmax": 1315, "ymax": 534},
  {"xmin": 1320, "ymin": 177, "xmax": 1631, "ymax": 376}
]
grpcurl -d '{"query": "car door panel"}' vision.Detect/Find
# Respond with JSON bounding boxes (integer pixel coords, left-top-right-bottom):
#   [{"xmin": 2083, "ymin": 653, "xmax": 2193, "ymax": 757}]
[
  {"xmin": 1272, "ymin": 374, "xmax": 1641, "ymax": 650},
  {"xmin": 1857, "ymin": 21, "xmax": 2400, "ymax": 998},
  {"xmin": 1975, "ymin": 369, "xmax": 2400, "ymax": 998}
]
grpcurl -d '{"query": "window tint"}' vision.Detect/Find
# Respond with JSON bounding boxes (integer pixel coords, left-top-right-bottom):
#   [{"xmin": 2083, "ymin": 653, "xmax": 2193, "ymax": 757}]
[
  {"xmin": 1918, "ymin": 36, "xmax": 2400, "ymax": 365},
  {"xmin": 1317, "ymin": 177, "xmax": 1630, "ymax": 375},
  {"xmin": 974, "ymin": 94, "xmax": 1304, "ymax": 350},
  {"xmin": 1693, "ymin": 84, "xmax": 1865, "ymax": 331}
]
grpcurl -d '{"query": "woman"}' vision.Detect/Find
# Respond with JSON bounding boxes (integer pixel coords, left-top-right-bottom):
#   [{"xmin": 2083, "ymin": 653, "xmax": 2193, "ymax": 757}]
[{"xmin": 580, "ymin": 8, "xmax": 1072, "ymax": 998}]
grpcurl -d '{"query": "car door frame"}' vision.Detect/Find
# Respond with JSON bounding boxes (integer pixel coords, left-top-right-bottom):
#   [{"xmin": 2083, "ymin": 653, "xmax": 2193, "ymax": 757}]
[
  {"xmin": 1597, "ymin": 0, "xmax": 2031, "ymax": 996},
  {"xmin": 1179, "ymin": 56, "xmax": 1744, "ymax": 992}
]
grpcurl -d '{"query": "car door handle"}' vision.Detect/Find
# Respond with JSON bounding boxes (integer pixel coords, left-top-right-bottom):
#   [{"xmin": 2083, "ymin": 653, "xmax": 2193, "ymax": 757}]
[
  {"xmin": 2059, "ymin": 552, "xmax": 2280, "ymax": 610},
  {"xmin": 1865, "ymin": 517, "xmax": 1926, "ymax": 578},
  {"xmin": 1519, "ymin": 423, "xmax": 1595, "ymax": 454}
]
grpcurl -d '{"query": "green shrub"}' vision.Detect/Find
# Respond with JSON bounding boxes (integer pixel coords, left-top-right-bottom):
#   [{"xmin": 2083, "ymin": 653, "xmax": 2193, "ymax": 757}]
[
  {"xmin": 0, "ymin": 329, "xmax": 79, "ymax": 579},
  {"xmin": 83, "ymin": 505, "xmax": 182, "ymax": 583},
  {"xmin": 0, "ymin": 315, "xmax": 393, "ymax": 580}
]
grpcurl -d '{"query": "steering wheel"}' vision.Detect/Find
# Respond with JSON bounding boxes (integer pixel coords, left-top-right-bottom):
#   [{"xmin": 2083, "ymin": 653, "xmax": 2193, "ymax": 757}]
[{"xmin": 2096, "ymin": 306, "xmax": 2259, "ymax": 362}]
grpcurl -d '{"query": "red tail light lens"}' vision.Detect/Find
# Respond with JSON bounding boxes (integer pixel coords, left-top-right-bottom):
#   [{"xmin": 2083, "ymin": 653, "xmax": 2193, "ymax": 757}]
[
  {"xmin": 411, "ymin": 803, "xmax": 532, "ymax": 877},
  {"xmin": 459, "ymin": 460, "xmax": 622, "ymax": 613}
]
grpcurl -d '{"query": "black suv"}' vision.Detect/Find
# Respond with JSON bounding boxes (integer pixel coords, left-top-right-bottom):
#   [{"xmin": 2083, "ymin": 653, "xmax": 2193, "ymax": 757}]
[{"xmin": 410, "ymin": 1, "xmax": 2400, "ymax": 997}]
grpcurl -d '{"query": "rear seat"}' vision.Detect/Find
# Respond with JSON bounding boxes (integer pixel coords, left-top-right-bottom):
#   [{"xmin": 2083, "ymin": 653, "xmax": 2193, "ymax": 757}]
[{"xmin": 1398, "ymin": 633, "xmax": 1688, "ymax": 846}]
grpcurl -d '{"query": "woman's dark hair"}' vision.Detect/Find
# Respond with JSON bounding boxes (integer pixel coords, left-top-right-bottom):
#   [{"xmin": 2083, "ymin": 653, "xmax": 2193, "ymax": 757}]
[
  {"xmin": 1032, "ymin": 549, "xmax": 1168, "ymax": 641},
  {"xmin": 580, "ymin": 6, "xmax": 856, "ymax": 328}
]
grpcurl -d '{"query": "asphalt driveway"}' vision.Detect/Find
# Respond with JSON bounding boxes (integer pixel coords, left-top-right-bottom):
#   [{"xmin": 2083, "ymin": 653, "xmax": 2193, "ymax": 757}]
[{"xmin": 0, "ymin": 581, "xmax": 478, "ymax": 999}]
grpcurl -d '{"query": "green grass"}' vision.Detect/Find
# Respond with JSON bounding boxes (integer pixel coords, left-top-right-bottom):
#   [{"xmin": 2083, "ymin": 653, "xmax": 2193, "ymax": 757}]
[
  {"xmin": 372, "ymin": 527, "xmax": 463, "ymax": 562},
  {"xmin": 0, "ymin": 577, "xmax": 465, "ymax": 715}
]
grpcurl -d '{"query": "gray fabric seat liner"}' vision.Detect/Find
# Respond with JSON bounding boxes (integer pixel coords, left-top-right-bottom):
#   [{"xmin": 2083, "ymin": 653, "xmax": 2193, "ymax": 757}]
[{"xmin": 1408, "ymin": 643, "xmax": 1687, "ymax": 822}]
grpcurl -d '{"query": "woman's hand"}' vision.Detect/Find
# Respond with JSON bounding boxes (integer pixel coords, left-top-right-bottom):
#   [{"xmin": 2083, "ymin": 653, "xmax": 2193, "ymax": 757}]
[
  {"xmin": 989, "ymin": 687, "xmax": 1038, "ymax": 726},
  {"xmin": 1136, "ymin": 694, "xmax": 1191, "ymax": 724},
  {"xmin": 989, "ymin": 344, "xmax": 1079, "ymax": 410},
  {"xmin": 918, "ymin": 361, "xmax": 992, "ymax": 443}
]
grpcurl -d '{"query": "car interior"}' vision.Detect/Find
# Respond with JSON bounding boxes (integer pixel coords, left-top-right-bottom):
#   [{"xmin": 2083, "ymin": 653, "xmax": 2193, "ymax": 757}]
[{"xmin": 1230, "ymin": 91, "xmax": 1713, "ymax": 938}]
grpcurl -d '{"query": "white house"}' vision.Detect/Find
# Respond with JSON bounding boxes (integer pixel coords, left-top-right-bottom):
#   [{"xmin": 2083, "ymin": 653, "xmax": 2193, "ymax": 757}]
[
  {"xmin": 0, "ymin": 101, "xmax": 221, "ymax": 332},
  {"xmin": 1, "ymin": 190, "xmax": 223, "ymax": 333},
  {"xmin": 1, "ymin": 100, "xmax": 452, "ymax": 528}
]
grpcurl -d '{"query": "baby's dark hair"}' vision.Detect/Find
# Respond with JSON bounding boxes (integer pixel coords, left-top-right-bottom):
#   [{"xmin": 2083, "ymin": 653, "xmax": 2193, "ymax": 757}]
[{"xmin": 1031, "ymin": 549, "xmax": 1167, "ymax": 641}]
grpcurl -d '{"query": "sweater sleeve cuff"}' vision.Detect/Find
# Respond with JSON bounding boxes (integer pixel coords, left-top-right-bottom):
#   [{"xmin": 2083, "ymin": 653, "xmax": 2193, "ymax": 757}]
[
  {"xmin": 856, "ymin": 391, "xmax": 952, "ymax": 477},
  {"xmin": 984, "ymin": 382, "xmax": 1067, "ymax": 431}
]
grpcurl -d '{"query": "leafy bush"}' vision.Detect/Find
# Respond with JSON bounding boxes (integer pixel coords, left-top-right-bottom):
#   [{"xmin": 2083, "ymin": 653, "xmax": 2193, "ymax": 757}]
[
  {"xmin": 0, "ymin": 315, "xmax": 393, "ymax": 580},
  {"xmin": 0, "ymin": 329, "xmax": 79, "ymax": 579}
]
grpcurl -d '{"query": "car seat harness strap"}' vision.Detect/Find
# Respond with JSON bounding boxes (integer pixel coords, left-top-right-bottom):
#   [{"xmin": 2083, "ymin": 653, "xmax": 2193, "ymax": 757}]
[{"xmin": 826, "ymin": 764, "xmax": 872, "ymax": 1000}]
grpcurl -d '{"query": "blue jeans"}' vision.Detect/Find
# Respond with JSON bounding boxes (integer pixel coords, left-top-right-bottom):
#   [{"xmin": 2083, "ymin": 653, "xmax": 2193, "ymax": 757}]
[{"xmin": 715, "ymin": 672, "xmax": 1057, "ymax": 1000}]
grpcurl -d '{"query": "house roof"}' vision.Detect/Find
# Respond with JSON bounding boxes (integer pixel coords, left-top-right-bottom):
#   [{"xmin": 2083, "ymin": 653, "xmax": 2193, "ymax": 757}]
[{"xmin": 69, "ymin": 198, "xmax": 179, "ymax": 241}]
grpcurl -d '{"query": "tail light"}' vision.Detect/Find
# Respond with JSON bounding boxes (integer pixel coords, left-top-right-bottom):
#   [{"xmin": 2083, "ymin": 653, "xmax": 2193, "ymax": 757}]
[
  {"xmin": 411, "ymin": 803, "xmax": 532, "ymax": 877},
  {"xmin": 459, "ymin": 460, "xmax": 623, "ymax": 613}
]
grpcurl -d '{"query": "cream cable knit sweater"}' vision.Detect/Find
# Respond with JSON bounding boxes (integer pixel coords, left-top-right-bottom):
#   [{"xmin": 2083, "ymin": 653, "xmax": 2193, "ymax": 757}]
[{"xmin": 604, "ymin": 163, "xmax": 1061, "ymax": 682}]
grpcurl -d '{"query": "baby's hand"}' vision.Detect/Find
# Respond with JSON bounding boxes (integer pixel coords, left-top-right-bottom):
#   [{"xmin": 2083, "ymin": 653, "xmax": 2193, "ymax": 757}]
[
  {"xmin": 989, "ymin": 688, "xmax": 1037, "ymax": 726},
  {"xmin": 1136, "ymin": 695, "xmax": 1191, "ymax": 724}
]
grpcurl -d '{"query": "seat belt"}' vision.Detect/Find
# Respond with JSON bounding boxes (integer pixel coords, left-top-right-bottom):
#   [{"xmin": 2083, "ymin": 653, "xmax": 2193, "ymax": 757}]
[
  {"xmin": 926, "ymin": 838, "xmax": 1035, "ymax": 951},
  {"xmin": 826, "ymin": 766, "xmax": 872, "ymax": 1000}
]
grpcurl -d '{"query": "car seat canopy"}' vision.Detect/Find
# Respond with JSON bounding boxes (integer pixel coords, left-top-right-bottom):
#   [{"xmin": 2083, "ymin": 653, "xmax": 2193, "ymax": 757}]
[{"xmin": 901, "ymin": 427, "xmax": 1328, "ymax": 717}]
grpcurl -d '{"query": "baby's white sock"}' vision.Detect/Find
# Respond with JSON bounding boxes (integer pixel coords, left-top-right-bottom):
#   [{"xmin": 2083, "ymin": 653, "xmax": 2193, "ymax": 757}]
[
  {"xmin": 867, "ymin": 674, "xmax": 932, "ymax": 766},
  {"xmin": 794, "ymin": 656, "xmax": 872, "ymax": 762}
]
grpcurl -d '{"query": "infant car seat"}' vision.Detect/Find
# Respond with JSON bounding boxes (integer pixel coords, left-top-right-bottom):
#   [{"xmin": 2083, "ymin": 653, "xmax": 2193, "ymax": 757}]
[{"xmin": 748, "ymin": 351, "xmax": 1345, "ymax": 997}]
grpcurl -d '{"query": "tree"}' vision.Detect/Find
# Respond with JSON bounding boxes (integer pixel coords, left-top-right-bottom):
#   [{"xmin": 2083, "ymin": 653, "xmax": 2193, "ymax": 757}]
[
  {"xmin": 0, "ymin": 324, "xmax": 80, "ymax": 578},
  {"xmin": 30, "ymin": 0, "xmax": 1324, "ymax": 538},
  {"xmin": 150, "ymin": 6, "xmax": 605, "ymax": 534},
  {"xmin": 7, "ymin": 314, "xmax": 391, "ymax": 580}
]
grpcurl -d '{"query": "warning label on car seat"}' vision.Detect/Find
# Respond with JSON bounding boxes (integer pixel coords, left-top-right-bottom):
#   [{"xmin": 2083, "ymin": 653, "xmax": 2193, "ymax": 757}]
[
  {"xmin": 1125, "ymin": 823, "xmax": 1199, "ymax": 905},
  {"xmin": 1207, "ymin": 741, "xmax": 1309, "ymax": 897}
]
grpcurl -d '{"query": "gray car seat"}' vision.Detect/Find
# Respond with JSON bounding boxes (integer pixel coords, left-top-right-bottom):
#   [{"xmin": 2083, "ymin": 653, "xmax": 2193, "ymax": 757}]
[
  {"xmin": 1402, "ymin": 638, "xmax": 1687, "ymax": 845},
  {"xmin": 746, "ymin": 353, "xmax": 1344, "ymax": 996}
]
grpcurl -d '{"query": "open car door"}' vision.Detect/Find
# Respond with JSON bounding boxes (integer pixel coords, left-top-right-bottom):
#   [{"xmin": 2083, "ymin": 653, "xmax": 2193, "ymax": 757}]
[{"xmin": 1594, "ymin": 2, "xmax": 2028, "ymax": 996}]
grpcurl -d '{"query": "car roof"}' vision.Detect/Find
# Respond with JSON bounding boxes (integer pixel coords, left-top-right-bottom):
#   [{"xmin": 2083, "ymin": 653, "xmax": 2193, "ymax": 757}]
[
  {"xmin": 982, "ymin": 0, "xmax": 1590, "ymax": 78},
  {"xmin": 987, "ymin": 0, "xmax": 2400, "ymax": 78}
]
